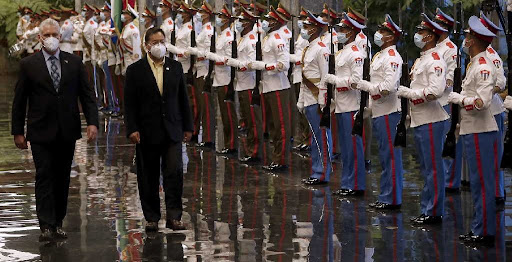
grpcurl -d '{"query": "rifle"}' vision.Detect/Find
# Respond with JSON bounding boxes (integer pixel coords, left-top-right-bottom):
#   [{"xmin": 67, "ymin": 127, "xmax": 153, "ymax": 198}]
[
  {"xmin": 319, "ymin": 24, "xmax": 335, "ymax": 128},
  {"xmin": 442, "ymin": 2, "xmax": 463, "ymax": 159},
  {"xmin": 225, "ymin": 18, "xmax": 237, "ymax": 103},
  {"xmin": 352, "ymin": 3, "xmax": 370, "ymax": 136},
  {"xmin": 252, "ymin": 18, "xmax": 262, "ymax": 106},
  {"xmin": 494, "ymin": 0, "xmax": 512, "ymax": 168},
  {"xmin": 204, "ymin": 24, "xmax": 216, "ymax": 94},
  {"xmin": 187, "ymin": 14, "xmax": 197, "ymax": 87},
  {"xmin": 394, "ymin": 6, "xmax": 409, "ymax": 148},
  {"xmin": 288, "ymin": 15, "xmax": 295, "ymax": 86}
]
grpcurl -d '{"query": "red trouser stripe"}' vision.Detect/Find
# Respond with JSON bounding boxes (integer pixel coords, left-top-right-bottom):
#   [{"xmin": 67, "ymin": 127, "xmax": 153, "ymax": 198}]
[
  {"xmin": 428, "ymin": 123, "xmax": 439, "ymax": 216},
  {"xmin": 275, "ymin": 91, "xmax": 286, "ymax": 165},
  {"xmin": 474, "ymin": 134, "xmax": 488, "ymax": 235},
  {"xmin": 248, "ymin": 90, "xmax": 259, "ymax": 157},
  {"xmin": 203, "ymin": 93, "xmax": 211, "ymax": 142},
  {"xmin": 190, "ymin": 85, "xmax": 198, "ymax": 134},
  {"xmin": 261, "ymin": 94, "xmax": 266, "ymax": 133},
  {"xmin": 385, "ymin": 115, "xmax": 397, "ymax": 204}
]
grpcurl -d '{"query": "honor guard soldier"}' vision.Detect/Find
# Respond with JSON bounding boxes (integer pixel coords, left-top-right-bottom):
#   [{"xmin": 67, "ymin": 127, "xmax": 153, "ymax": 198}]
[
  {"xmin": 347, "ymin": 7, "xmax": 371, "ymax": 58},
  {"xmin": 480, "ymin": 12, "xmax": 507, "ymax": 206},
  {"xmin": 120, "ymin": 4, "xmax": 142, "ymax": 76},
  {"xmin": 433, "ymin": 8, "xmax": 462, "ymax": 192},
  {"xmin": 81, "ymin": 4, "xmax": 98, "ymax": 99},
  {"xmin": 168, "ymin": 2, "xmax": 200, "ymax": 141},
  {"xmin": 97, "ymin": 3, "xmax": 119, "ymax": 115},
  {"xmin": 187, "ymin": 1, "xmax": 216, "ymax": 149},
  {"xmin": 71, "ymin": 9, "xmax": 84, "ymax": 57},
  {"xmin": 249, "ymin": 0, "xmax": 267, "ymax": 35},
  {"xmin": 447, "ymin": 16, "xmax": 499, "ymax": 245},
  {"xmin": 205, "ymin": 5, "xmax": 238, "ymax": 154},
  {"xmin": 291, "ymin": 7, "xmax": 312, "ymax": 151},
  {"xmin": 59, "ymin": 6, "xmax": 75, "ymax": 54},
  {"xmin": 397, "ymin": 14, "xmax": 449, "ymax": 225},
  {"xmin": 321, "ymin": 12, "xmax": 366, "ymax": 195},
  {"xmin": 298, "ymin": 11, "xmax": 332, "ymax": 185},
  {"xmin": 141, "ymin": 7, "xmax": 157, "ymax": 32},
  {"xmin": 223, "ymin": 7, "xmax": 263, "ymax": 163},
  {"xmin": 158, "ymin": 0, "xmax": 175, "ymax": 54},
  {"xmin": 22, "ymin": 13, "xmax": 41, "ymax": 55},
  {"xmin": 354, "ymin": 14, "xmax": 404, "ymax": 208},
  {"xmin": 17, "ymin": 7, "xmax": 32, "ymax": 40},
  {"xmin": 233, "ymin": 0, "xmax": 250, "ymax": 17},
  {"xmin": 247, "ymin": 6, "xmax": 291, "ymax": 171},
  {"xmin": 276, "ymin": 3, "xmax": 292, "ymax": 42},
  {"xmin": 92, "ymin": 5, "xmax": 109, "ymax": 111}
]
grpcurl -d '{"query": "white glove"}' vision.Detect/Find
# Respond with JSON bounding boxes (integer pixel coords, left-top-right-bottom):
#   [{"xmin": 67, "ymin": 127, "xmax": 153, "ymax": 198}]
[
  {"xmin": 322, "ymin": 74, "xmax": 337, "ymax": 85},
  {"xmin": 297, "ymin": 102, "xmax": 305, "ymax": 114},
  {"xmin": 115, "ymin": 64, "xmax": 121, "ymax": 75},
  {"xmin": 504, "ymin": 96, "xmax": 512, "ymax": 110},
  {"xmin": 248, "ymin": 61, "xmax": 266, "ymax": 70},
  {"xmin": 396, "ymin": 86, "xmax": 411, "ymax": 99},
  {"xmin": 355, "ymin": 80, "xmax": 371, "ymax": 92},
  {"xmin": 187, "ymin": 47, "xmax": 199, "ymax": 56},
  {"xmin": 205, "ymin": 51, "xmax": 216, "ymax": 61},
  {"xmin": 447, "ymin": 92, "xmax": 464, "ymax": 105},
  {"xmin": 226, "ymin": 58, "xmax": 242, "ymax": 68}
]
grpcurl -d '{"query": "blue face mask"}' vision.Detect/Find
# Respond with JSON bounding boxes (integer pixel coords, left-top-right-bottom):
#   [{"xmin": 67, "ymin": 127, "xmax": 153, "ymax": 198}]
[
  {"xmin": 373, "ymin": 31, "xmax": 384, "ymax": 47},
  {"xmin": 261, "ymin": 20, "xmax": 270, "ymax": 33},
  {"xmin": 215, "ymin": 16, "xmax": 223, "ymax": 26},
  {"xmin": 300, "ymin": 29, "xmax": 310, "ymax": 40},
  {"xmin": 175, "ymin": 13, "xmax": 183, "ymax": 26},
  {"xmin": 93, "ymin": 16, "xmax": 99, "ymax": 23},
  {"xmin": 100, "ymin": 12, "xmax": 106, "ymax": 21},
  {"xmin": 235, "ymin": 20, "xmax": 243, "ymax": 33},
  {"xmin": 140, "ymin": 17, "xmax": 146, "ymax": 24},
  {"xmin": 462, "ymin": 38, "xmax": 470, "ymax": 55},
  {"xmin": 297, "ymin": 20, "xmax": 304, "ymax": 30},
  {"xmin": 337, "ymin": 32, "xmax": 349, "ymax": 44},
  {"xmin": 156, "ymin": 7, "xmax": 163, "ymax": 16},
  {"xmin": 414, "ymin": 33, "xmax": 426, "ymax": 49}
]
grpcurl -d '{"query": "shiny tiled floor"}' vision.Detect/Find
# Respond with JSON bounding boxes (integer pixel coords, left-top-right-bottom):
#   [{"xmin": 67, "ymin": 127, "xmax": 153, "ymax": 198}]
[{"xmin": 0, "ymin": 75, "xmax": 511, "ymax": 261}]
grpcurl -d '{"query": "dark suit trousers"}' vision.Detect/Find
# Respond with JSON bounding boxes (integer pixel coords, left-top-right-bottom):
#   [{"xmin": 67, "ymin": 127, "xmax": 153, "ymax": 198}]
[
  {"xmin": 31, "ymin": 140, "xmax": 76, "ymax": 229},
  {"xmin": 136, "ymin": 141, "xmax": 183, "ymax": 222}
]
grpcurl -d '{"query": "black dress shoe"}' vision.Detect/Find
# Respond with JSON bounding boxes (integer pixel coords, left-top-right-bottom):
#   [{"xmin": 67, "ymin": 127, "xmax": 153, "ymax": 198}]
[
  {"xmin": 410, "ymin": 214, "xmax": 425, "ymax": 222},
  {"xmin": 39, "ymin": 228, "xmax": 53, "ymax": 242},
  {"xmin": 197, "ymin": 142, "xmax": 215, "ymax": 149},
  {"xmin": 53, "ymin": 227, "xmax": 67, "ymax": 240},
  {"xmin": 496, "ymin": 197, "xmax": 505, "ymax": 207},
  {"xmin": 334, "ymin": 189, "xmax": 365, "ymax": 197},
  {"xmin": 445, "ymin": 187, "xmax": 460, "ymax": 194},
  {"xmin": 262, "ymin": 163, "xmax": 288, "ymax": 172},
  {"xmin": 412, "ymin": 215, "xmax": 442, "ymax": 225},
  {"xmin": 459, "ymin": 232, "xmax": 495, "ymax": 246},
  {"xmin": 166, "ymin": 220, "xmax": 186, "ymax": 230},
  {"xmin": 217, "ymin": 148, "xmax": 237, "ymax": 155},
  {"xmin": 145, "ymin": 222, "xmax": 159, "ymax": 232},
  {"xmin": 365, "ymin": 160, "xmax": 371, "ymax": 173},
  {"xmin": 239, "ymin": 156, "xmax": 260, "ymax": 163},
  {"xmin": 332, "ymin": 189, "xmax": 348, "ymax": 195},
  {"xmin": 301, "ymin": 177, "xmax": 328, "ymax": 185},
  {"xmin": 110, "ymin": 111, "xmax": 123, "ymax": 117},
  {"xmin": 369, "ymin": 201, "xmax": 401, "ymax": 210}
]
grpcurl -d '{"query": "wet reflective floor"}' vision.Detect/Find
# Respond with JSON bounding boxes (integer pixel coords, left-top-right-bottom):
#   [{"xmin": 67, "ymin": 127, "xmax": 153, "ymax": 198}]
[{"xmin": 0, "ymin": 74, "xmax": 511, "ymax": 261}]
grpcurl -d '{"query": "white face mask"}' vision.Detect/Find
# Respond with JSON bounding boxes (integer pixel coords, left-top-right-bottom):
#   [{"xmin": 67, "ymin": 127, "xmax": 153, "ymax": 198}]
[
  {"xmin": 121, "ymin": 15, "xmax": 127, "ymax": 23},
  {"xmin": 140, "ymin": 17, "xmax": 146, "ymax": 24},
  {"xmin": 374, "ymin": 31, "xmax": 385, "ymax": 47},
  {"xmin": 462, "ymin": 38, "xmax": 470, "ymax": 55},
  {"xmin": 156, "ymin": 7, "xmax": 163, "ymax": 16},
  {"xmin": 337, "ymin": 32, "xmax": 349, "ymax": 44},
  {"xmin": 300, "ymin": 28, "xmax": 310, "ymax": 40},
  {"xmin": 175, "ymin": 13, "xmax": 183, "ymax": 26},
  {"xmin": 194, "ymin": 13, "xmax": 202, "ymax": 21},
  {"xmin": 23, "ymin": 15, "xmax": 30, "ymax": 21},
  {"xmin": 43, "ymin": 36, "xmax": 60, "ymax": 52},
  {"xmin": 93, "ymin": 16, "xmax": 99, "ymax": 23},
  {"xmin": 80, "ymin": 11, "xmax": 86, "ymax": 17},
  {"xmin": 150, "ymin": 43, "xmax": 167, "ymax": 59},
  {"xmin": 100, "ymin": 12, "xmax": 106, "ymax": 21},
  {"xmin": 414, "ymin": 32, "xmax": 427, "ymax": 49},
  {"xmin": 261, "ymin": 20, "xmax": 270, "ymax": 33}
]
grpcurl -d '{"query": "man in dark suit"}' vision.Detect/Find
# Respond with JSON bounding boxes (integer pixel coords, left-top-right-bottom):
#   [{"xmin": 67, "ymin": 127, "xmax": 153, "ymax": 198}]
[
  {"xmin": 11, "ymin": 18, "xmax": 99, "ymax": 242},
  {"xmin": 124, "ymin": 27, "xmax": 193, "ymax": 232}
]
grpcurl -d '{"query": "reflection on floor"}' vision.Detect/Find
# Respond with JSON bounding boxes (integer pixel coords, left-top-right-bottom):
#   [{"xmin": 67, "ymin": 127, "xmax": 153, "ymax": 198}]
[{"xmin": 0, "ymin": 75, "xmax": 511, "ymax": 261}]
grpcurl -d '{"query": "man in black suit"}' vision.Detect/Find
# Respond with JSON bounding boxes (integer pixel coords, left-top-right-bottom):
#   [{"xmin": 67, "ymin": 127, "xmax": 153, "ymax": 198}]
[
  {"xmin": 124, "ymin": 27, "xmax": 193, "ymax": 232},
  {"xmin": 11, "ymin": 18, "xmax": 99, "ymax": 242}
]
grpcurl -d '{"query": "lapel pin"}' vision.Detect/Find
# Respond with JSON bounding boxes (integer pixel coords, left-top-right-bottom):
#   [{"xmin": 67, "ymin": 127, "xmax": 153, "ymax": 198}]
[
  {"xmin": 64, "ymin": 60, "xmax": 68, "ymax": 64},
  {"xmin": 166, "ymin": 67, "xmax": 169, "ymax": 71}
]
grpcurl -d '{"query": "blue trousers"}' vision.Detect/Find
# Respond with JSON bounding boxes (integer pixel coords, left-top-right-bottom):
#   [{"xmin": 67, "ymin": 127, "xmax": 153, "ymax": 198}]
[
  {"xmin": 373, "ymin": 112, "xmax": 404, "ymax": 205},
  {"xmin": 462, "ymin": 132, "xmax": 497, "ymax": 236},
  {"xmin": 305, "ymin": 105, "xmax": 332, "ymax": 181},
  {"xmin": 494, "ymin": 113, "xmax": 505, "ymax": 198},
  {"xmin": 102, "ymin": 61, "xmax": 116, "ymax": 111},
  {"xmin": 414, "ymin": 121, "xmax": 446, "ymax": 217},
  {"xmin": 336, "ymin": 112, "xmax": 366, "ymax": 190}
]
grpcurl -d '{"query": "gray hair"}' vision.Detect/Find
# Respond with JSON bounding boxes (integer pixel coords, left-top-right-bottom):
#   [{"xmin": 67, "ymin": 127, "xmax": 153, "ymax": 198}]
[{"xmin": 39, "ymin": 18, "xmax": 60, "ymax": 32}]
